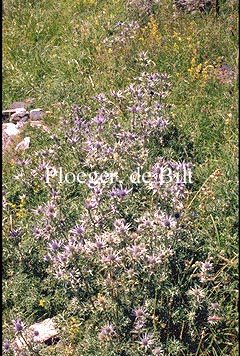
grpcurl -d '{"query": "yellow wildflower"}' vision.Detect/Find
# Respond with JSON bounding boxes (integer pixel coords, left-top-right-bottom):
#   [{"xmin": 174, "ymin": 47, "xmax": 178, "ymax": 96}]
[{"xmin": 39, "ymin": 299, "xmax": 45, "ymax": 307}]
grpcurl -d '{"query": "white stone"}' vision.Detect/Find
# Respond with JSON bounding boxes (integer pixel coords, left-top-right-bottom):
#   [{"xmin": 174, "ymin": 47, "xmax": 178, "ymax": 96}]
[
  {"xmin": 15, "ymin": 317, "xmax": 60, "ymax": 350},
  {"xmin": 30, "ymin": 109, "xmax": 45, "ymax": 120},
  {"xmin": 15, "ymin": 108, "xmax": 27, "ymax": 114},
  {"xmin": 10, "ymin": 108, "xmax": 29, "ymax": 123},
  {"xmin": 15, "ymin": 137, "xmax": 30, "ymax": 151},
  {"xmin": 3, "ymin": 123, "xmax": 20, "ymax": 136},
  {"xmin": 30, "ymin": 318, "xmax": 59, "ymax": 343}
]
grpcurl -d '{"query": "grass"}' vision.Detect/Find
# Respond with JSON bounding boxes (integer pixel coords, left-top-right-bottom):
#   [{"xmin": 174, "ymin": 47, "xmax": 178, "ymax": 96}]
[{"xmin": 2, "ymin": 0, "xmax": 238, "ymax": 355}]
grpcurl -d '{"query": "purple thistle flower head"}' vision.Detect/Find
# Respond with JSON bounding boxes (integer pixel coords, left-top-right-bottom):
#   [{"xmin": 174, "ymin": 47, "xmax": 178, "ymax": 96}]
[
  {"xmin": 33, "ymin": 330, "xmax": 39, "ymax": 337},
  {"xmin": 93, "ymin": 111, "xmax": 106, "ymax": 125},
  {"xmin": 101, "ymin": 248, "xmax": 122, "ymax": 265},
  {"xmin": 146, "ymin": 254, "xmax": 160, "ymax": 265},
  {"xmin": 44, "ymin": 252, "xmax": 52, "ymax": 261},
  {"xmin": 3, "ymin": 341, "xmax": 10, "ymax": 352},
  {"xmin": 101, "ymin": 323, "xmax": 115, "ymax": 335},
  {"xmin": 9, "ymin": 229, "xmax": 21, "ymax": 239},
  {"xmin": 93, "ymin": 237, "xmax": 106, "ymax": 250},
  {"xmin": 65, "ymin": 241, "xmax": 78, "ymax": 254},
  {"xmin": 109, "ymin": 187, "xmax": 132, "ymax": 198},
  {"xmin": 159, "ymin": 214, "xmax": 176, "ymax": 229},
  {"xmin": 200, "ymin": 261, "xmax": 213, "ymax": 272},
  {"xmin": 93, "ymin": 186, "xmax": 103, "ymax": 195},
  {"xmin": 209, "ymin": 302, "xmax": 220, "ymax": 311},
  {"xmin": 114, "ymin": 218, "xmax": 131, "ymax": 234},
  {"xmin": 127, "ymin": 105, "xmax": 142, "ymax": 113},
  {"xmin": 48, "ymin": 240, "xmax": 61, "ymax": 251},
  {"xmin": 133, "ymin": 319, "xmax": 146, "ymax": 330},
  {"xmin": 85, "ymin": 198, "xmax": 99, "ymax": 210},
  {"xmin": 94, "ymin": 93, "xmax": 107, "ymax": 102},
  {"xmin": 45, "ymin": 201, "xmax": 57, "ymax": 219},
  {"xmin": 32, "ymin": 205, "xmax": 43, "ymax": 215},
  {"xmin": 69, "ymin": 224, "xmax": 85, "ymax": 236},
  {"xmin": 134, "ymin": 306, "xmax": 148, "ymax": 319},
  {"xmin": 15, "ymin": 159, "xmax": 30, "ymax": 167},
  {"xmin": 98, "ymin": 323, "xmax": 116, "ymax": 341},
  {"xmin": 68, "ymin": 135, "xmax": 79, "ymax": 145},
  {"xmin": 12, "ymin": 318, "xmax": 24, "ymax": 334},
  {"xmin": 138, "ymin": 332, "xmax": 155, "ymax": 349}
]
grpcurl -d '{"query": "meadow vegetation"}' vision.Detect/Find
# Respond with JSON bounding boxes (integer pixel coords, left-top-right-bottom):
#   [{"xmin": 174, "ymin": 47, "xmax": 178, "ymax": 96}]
[{"xmin": 2, "ymin": 0, "xmax": 238, "ymax": 355}]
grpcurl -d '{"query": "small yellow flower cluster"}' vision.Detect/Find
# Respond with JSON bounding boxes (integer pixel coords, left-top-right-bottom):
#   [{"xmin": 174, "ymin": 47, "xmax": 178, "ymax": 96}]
[
  {"xmin": 65, "ymin": 345, "xmax": 74, "ymax": 355},
  {"xmin": 33, "ymin": 182, "xmax": 41, "ymax": 194},
  {"xmin": 16, "ymin": 195, "xmax": 26, "ymax": 219},
  {"xmin": 68, "ymin": 317, "xmax": 80, "ymax": 336},
  {"xmin": 188, "ymin": 56, "xmax": 201, "ymax": 79},
  {"xmin": 140, "ymin": 16, "xmax": 161, "ymax": 46},
  {"xmin": 7, "ymin": 202, "xmax": 17, "ymax": 210},
  {"xmin": 188, "ymin": 51, "xmax": 214, "ymax": 81},
  {"xmin": 39, "ymin": 299, "xmax": 45, "ymax": 307},
  {"xmin": 7, "ymin": 196, "xmax": 27, "ymax": 219}
]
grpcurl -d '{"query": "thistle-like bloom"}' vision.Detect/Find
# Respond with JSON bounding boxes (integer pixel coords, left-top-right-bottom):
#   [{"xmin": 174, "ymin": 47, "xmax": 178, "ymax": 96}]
[
  {"xmin": 159, "ymin": 215, "xmax": 177, "ymax": 229},
  {"xmin": 109, "ymin": 187, "xmax": 132, "ymax": 198},
  {"xmin": 199, "ymin": 260, "xmax": 214, "ymax": 283},
  {"xmin": 188, "ymin": 287, "xmax": 205, "ymax": 303},
  {"xmin": 152, "ymin": 345, "xmax": 165, "ymax": 355},
  {"xmin": 3, "ymin": 341, "xmax": 10, "ymax": 353},
  {"xmin": 207, "ymin": 315, "xmax": 223, "ymax": 325},
  {"xmin": 136, "ymin": 214, "xmax": 154, "ymax": 230},
  {"xmin": 101, "ymin": 248, "xmax": 122, "ymax": 265},
  {"xmin": 114, "ymin": 218, "xmax": 131, "ymax": 234},
  {"xmin": 9, "ymin": 229, "xmax": 21, "ymax": 239},
  {"xmin": 15, "ymin": 158, "xmax": 30, "ymax": 167},
  {"xmin": 127, "ymin": 243, "xmax": 147, "ymax": 261},
  {"xmin": 98, "ymin": 323, "xmax": 116, "ymax": 341},
  {"xmin": 12, "ymin": 318, "xmax": 25, "ymax": 334},
  {"xmin": 69, "ymin": 223, "xmax": 85, "ymax": 236},
  {"xmin": 44, "ymin": 252, "xmax": 52, "ymax": 261},
  {"xmin": 92, "ymin": 236, "xmax": 107, "ymax": 250},
  {"xmin": 146, "ymin": 254, "xmax": 161, "ymax": 265},
  {"xmin": 64, "ymin": 241, "xmax": 79, "ymax": 255},
  {"xmin": 93, "ymin": 111, "xmax": 106, "ymax": 125},
  {"xmin": 138, "ymin": 332, "xmax": 155, "ymax": 349},
  {"xmin": 32, "ymin": 205, "xmax": 43, "ymax": 215},
  {"xmin": 85, "ymin": 198, "xmax": 99, "ymax": 210},
  {"xmin": 201, "ymin": 261, "xmax": 213, "ymax": 273},
  {"xmin": 133, "ymin": 306, "xmax": 149, "ymax": 319},
  {"xmin": 133, "ymin": 319, "xmax": 146, "ymax": 330},
  {"xmin": 209, "ymin": 302, "xmax": 220, "ymax": 312},
  {"xmin": 48, "ymin": 240, "xmax": 61, "ymax": 251},
  {"xmin": 45, "ymin": 201, "xmax": 57, "ymax": 219}
]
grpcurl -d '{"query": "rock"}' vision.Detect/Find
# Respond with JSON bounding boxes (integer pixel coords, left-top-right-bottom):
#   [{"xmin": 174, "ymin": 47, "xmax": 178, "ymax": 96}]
[
  {"xmin": 15, "ymin": 137, "xmax": 30, "ymax": 151},
  {"xmin": 174, "ymin": 0, "xmax": 214, "ymax": 13},
  {"xmin": 29, "ymin": 108, "xmax": 45, "ymax": 120},
  {"xmin": 10, "ymin": 97, "xmax": 35, "ymax": 109},
  {"xmin": 2, "ymin": 109, "xmax": 24, "ymax": 121},
  {"xmin": 2, "ymin": 123, "xmax": 20, "ymax": 151},
  {"xmin": 10, "ymin": 101, "xmax": 26, "ymax": 109},
  {"xmin": 15, "ymin": 318, "xmax": 60, "ymax": 351},
  {"xmin": 10, "ymin": 108, "xmax": 29, "ymax": 123},
  {"xmin": 2, "ymin": 123, "xmax": 20, "ymax": 136}
]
